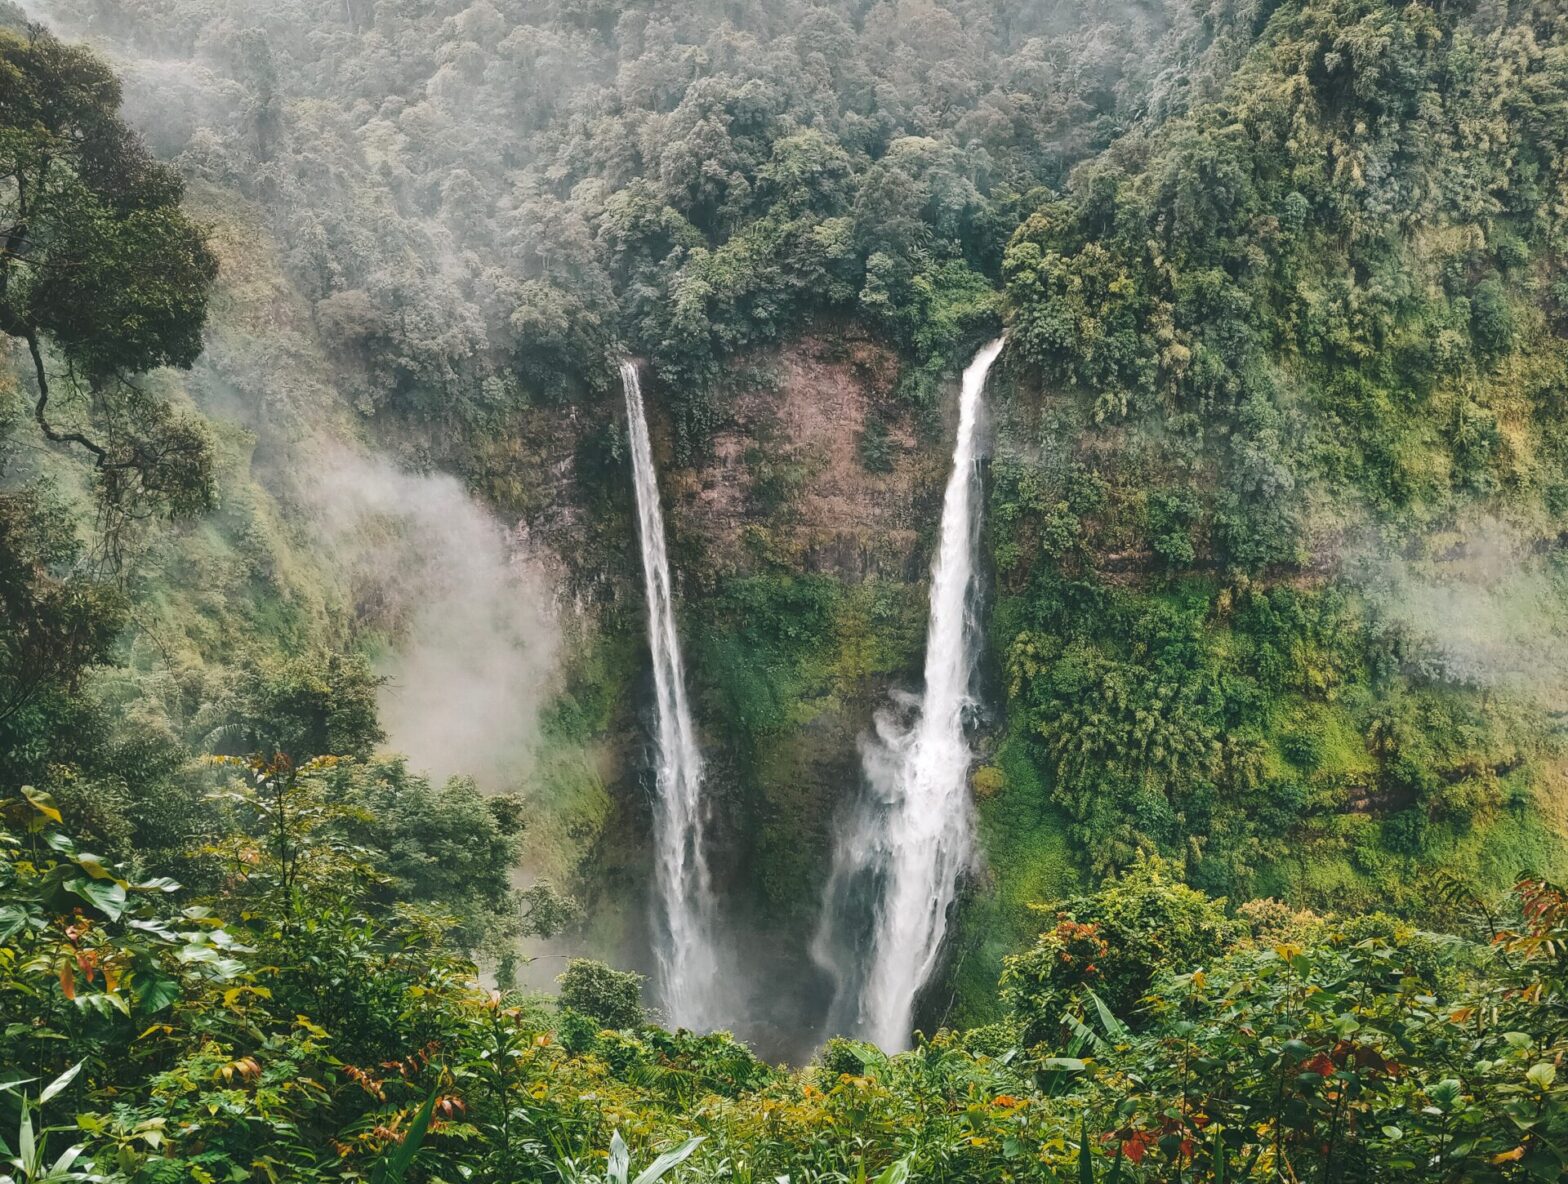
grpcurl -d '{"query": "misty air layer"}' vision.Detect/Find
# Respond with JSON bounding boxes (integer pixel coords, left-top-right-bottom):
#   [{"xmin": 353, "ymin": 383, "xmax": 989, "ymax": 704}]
[{"xmin": 4, "ymin": 1, "xmax": 1568, "ymax": 1180}]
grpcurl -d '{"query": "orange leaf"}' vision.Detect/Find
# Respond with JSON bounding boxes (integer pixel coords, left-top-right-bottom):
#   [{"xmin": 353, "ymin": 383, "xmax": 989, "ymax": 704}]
[{"xmin": 1121, "ymin": 1130, "xmax": 1158, "ymax": 1165}]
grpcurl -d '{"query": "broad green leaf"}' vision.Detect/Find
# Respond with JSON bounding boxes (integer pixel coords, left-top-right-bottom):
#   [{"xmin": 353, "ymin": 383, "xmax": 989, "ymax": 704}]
[
  {"xmin": 1067, "ymin": 1011, "xmax": 1102, "ymax": 1051},
  {"xmin": 64, "ymin": 877, "xmax": 126, "ymax": 921},
  {"xmin": 39, "ymin": 1062, "xmax": 82, "ymax": 1105},
  {"xmin": 22, "ymin": 786, "xmax": 62, "ymax": 824},
  {"xmin": 73, "ymin": 853, "xmax": 114, "ymax": 881},
  {"xmin": 0, "ymin": 905, "xmax": 29, "ymax": 943},
  {"xmin": 1527, "ymin": 1063, "xmax": 1556, "ymax": 1089},
  {"xmin": 1084, "ymin": 989, "xmax": 1130, "ymax": 1042},
  {"xmin": 377, "ymin": 1087, "xmax": 439, "ymax": 1183},
  {"xmin": 632, "ymin": 1136, "xmax": 705, "ymax": 1184},
  {"xmin": 127, "ymin": 918, "xmax": 178, "ymax": 941},
  {"xmin": 77, "ymin": 991, "xmax": 130, "ymax": 1018},
  {"xmin": 135, "ymin": 974, "xmax": 182, "ymax": 1014},
  {"xmin": 176, "ymin": 945, "xmax": 223, "ymax": 964},
  {"xmin": 608, "ymin": 1130, "xmax": 631, "ymax": 1184},
  {"xmin": 868, "ymin": 1155, "xmax": 908, "ymax": 1184},
  {"xmin": 19, "ymin": 1101, "xmax": 35, "ymax": 1169},
  {"xmin": 50, "ymin": 1142, "xmax": 85, "ymax": 1175}
]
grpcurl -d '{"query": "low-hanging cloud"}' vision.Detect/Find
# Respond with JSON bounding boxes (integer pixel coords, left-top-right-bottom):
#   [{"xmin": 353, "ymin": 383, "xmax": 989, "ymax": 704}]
[
  {"xmin": 1352, "ymin": 520, "xmax": 1568, "ymax": 711},
  {"xmin": 7, "ymin": 1, "xmax": 562, "ymax": 788},
  {"xmin": 307, "ymin": 443, "xmax": 560, "ymax": 787}
]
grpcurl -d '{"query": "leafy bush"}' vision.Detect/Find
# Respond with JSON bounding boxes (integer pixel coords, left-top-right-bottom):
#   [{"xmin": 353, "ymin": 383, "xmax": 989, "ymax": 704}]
[
  {"xmin": 858, "ymin": 419, "xmax": 895, "ymax": 473},
  {"xmin": 1002, "ymin": 855, "xmax": 1238, "ymax": 1045},
  {"xmin": 5, "ymin": 787, "xmax": 1568, "ymax": 1182},
  {"xmin": 557, "ymin": 958, "xmax": 645, "ymax": 1030}
]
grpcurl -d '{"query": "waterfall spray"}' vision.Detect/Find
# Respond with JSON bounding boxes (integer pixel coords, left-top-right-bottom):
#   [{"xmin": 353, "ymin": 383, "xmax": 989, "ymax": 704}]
[
  {"xmin": 813, "ymin": 337, "xmax": 1006, "ymax": 1051},
  {"xmin": 620, "ymin": 360, "xmax": 723, "ymax": 1029}
]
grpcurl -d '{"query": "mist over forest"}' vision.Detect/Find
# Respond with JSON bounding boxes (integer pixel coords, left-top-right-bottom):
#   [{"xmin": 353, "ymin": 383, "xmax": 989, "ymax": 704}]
[{"xmin": 4, "ymin": 1, "xmax": 1568, "ymax": 1181}]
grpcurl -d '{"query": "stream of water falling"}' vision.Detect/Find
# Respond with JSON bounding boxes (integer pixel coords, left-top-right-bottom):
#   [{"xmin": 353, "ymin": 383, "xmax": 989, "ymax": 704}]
[
  {"xmin": 621, "ymin": 360, "xmax": 723, "ymax": 1029},
  {"xmin": 812, "ymin": 337, "xmax": 1006, "ymax": 1051}
]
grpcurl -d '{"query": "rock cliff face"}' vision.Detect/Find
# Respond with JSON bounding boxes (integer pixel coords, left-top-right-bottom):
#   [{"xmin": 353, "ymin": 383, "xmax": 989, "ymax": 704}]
[
  {"xmin": 683, "ymin": 333, "xmax": 946, "ymax": 867},
  {"xmin": 672, "ymin": 332, "xmax": 940, "ymax": 583}
]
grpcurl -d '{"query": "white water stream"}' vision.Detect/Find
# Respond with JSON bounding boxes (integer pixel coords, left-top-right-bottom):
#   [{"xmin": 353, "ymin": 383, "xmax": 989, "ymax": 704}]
[
  {"xmin": 621, "ymin": 360, "xmax": 723, "ymax": 1029},
  {"xmin": 813, "ymin": 337, "xmax": 1006, "ymax": 1050}
]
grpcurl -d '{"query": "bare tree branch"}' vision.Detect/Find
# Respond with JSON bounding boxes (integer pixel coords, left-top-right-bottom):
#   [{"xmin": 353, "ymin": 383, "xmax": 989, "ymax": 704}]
[{"xmin": 28, "ymin": 330, "xmax": 111, "ymax": 463}]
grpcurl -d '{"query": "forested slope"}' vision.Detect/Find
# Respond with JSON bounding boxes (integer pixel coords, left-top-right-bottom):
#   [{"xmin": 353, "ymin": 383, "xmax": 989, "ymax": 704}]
[
  {"xmin": 961, "ymin": 0, "xmax": 1568, "ymax": 1010},
  {"xmin": 2, "ymin": 0, "xmax": 1209, "ymax": 1020}
]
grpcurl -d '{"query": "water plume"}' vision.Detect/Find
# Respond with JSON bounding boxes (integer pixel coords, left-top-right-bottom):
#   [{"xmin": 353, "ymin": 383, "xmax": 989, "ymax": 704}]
[{"xmin": 1353, "ymin": 520, "xmax": 1568, "ymax": 711}]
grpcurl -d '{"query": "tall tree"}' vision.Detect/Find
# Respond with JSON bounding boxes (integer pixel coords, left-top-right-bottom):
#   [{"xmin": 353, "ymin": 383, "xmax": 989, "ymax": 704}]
[{"xmin": 0, "ymin": 25, "xmax": 218, "ymax": 516}]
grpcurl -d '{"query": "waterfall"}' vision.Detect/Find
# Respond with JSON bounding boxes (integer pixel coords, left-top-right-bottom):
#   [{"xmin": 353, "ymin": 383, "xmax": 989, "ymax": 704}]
[
  {"xmin": 813, "ymin": 337, "xmax": 1006, "ymax": 1051},
  {"xmin": 620, "ymin": 360, "xmax": 722, "ymax": 1029}
]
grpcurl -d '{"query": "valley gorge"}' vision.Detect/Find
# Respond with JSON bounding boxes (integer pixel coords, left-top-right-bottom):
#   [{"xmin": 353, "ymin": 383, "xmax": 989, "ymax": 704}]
[{"xmin": 6, "ymin": 1, "xmax": 1568, "ymax": 1179}]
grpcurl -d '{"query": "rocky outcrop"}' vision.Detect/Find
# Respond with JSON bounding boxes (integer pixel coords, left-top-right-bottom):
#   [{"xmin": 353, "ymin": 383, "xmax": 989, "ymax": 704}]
[{"xmin": 672, "ymin": 331, "xmax": 943, "ymax": 584}]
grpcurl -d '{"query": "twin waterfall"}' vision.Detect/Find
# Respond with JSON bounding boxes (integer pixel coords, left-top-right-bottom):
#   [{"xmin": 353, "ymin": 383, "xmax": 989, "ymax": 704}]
[
  {"xmin": 813, "ymin": 337, "xmax": 1006, "ymax": 1050},
  {"xmin": 620, "ymin": 360, "xmax": 723, "ymax": 1029},
  {"xmin": 620, "ymin": 338, "xmax": 1005, "ymax": 1046}
]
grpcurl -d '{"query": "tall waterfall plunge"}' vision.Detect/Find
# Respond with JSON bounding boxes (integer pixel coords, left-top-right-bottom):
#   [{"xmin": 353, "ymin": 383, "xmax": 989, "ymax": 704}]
[
  {"xmin": 621, "ymin": 360, "xmax": 723, "ymax": 1029},
  {"xmin": 813, "ymin": 337, "xmax": 1006, "ymax": 1051}
]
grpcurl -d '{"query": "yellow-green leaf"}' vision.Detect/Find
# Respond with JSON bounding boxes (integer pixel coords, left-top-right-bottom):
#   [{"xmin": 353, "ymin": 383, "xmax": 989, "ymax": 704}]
[{"xmin": 22, "ymin": 786, "xmax": 62, "ymax": 824}]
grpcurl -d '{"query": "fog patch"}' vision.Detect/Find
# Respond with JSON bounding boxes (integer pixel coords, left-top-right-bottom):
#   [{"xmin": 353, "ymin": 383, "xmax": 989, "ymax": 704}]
[
  {"xmin": 307, "ymin": 444, "xmax": 559, "ymax": 787},
  {"xmin": 1354, "ymin": 519, "xmax": 1568, "ymax": 710}
]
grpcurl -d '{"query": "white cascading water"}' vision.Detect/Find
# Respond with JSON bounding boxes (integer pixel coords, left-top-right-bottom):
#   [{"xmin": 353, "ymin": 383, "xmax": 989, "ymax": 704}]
[
  {"xmin": 813, "ymin": 337, "xmax": 1006, "ymax": 1051},
  {"xmin": 620, "ymin": 360, "xmax": 723, "ymax": 1029}
]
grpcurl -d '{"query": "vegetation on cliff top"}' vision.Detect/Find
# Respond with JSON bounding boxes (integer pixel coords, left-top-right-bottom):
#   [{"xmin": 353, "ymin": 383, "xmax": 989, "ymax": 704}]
[{"xmin": 960, "ymin": 0, "xmax": 1568, "ymax": 1000}]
